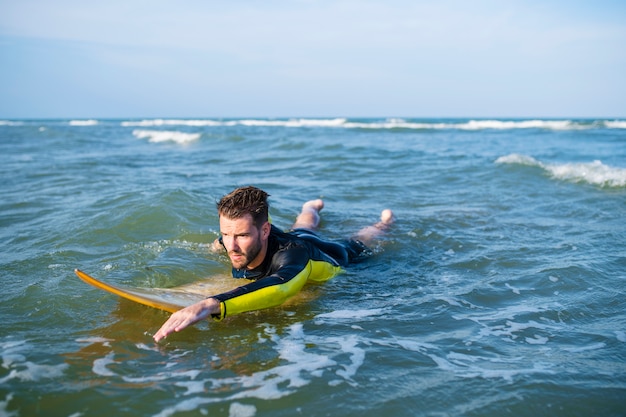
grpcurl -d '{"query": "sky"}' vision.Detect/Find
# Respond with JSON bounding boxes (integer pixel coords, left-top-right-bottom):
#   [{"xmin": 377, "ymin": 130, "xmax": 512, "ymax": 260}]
[{"xmin": 1, "ymin": 0, "xmax": 625, "ymax": 119}]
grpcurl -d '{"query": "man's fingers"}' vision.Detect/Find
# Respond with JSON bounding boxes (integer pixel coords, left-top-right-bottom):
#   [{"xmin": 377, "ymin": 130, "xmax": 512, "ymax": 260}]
[
  {"xmin": 152, "ymin": 298, "xmax": 218, "ymax": 342},
  {"xmin": 153, "ymin": 315, "xmax": 184, "ymax": 341}
]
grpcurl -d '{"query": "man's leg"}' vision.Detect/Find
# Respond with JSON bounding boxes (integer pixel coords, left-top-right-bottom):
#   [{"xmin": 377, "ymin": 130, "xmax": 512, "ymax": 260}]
[
  {"xmin": 354, "ymin": 209, "xmax": 395, "ymax": 247},
  {"xmin": 292, "ymin": 199, "xmax": 324, "ymax": 231},
  {"xmin": 293, "ymin": 200, "xmax": 394, "ymax": 239}
]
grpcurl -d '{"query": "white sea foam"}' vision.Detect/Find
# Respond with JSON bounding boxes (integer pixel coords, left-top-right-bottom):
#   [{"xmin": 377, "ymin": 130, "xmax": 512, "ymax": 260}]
[
  {"xmin": 174, "ymin": 379, "xmax": 206, "ymax": 396},
  {"xmin": 229, "ymin": 402, "xmax": 257, "ymax": 417},
  {"xmin": 92, "ymin": 352, "xmax": 117, "ymax": 377},
  {"xmin": 462, "ymin": 120, "xmax": 575, "ymax": 130},
  {"xmin": 525, "ymin": 335, "xmax": 549, "ymax": 345},
  {"xmin": 132, "ymin": 129, "xmax": 200, "ymax": 144},
  {"xmin": 0, "ymin": 360, "xmax": 69, "ymax": 384},
  {"xmin": 123, "ymin": 118, "xmax": 348, "ymax": 128},
  {"xmin": 545, "ymin": 160, "xmax": 626, "ymax": 187},
  {"xmin": 315, "ymin": 308, "xmax": 385, "ymax": 320},
  {"xmin": 0, "ymin": 339, "xmax": 69, "ymax": 383},
  {"xmin": 495, "ymin": 154, "xmax": 542, "ymax": 166},
  {"xmin": 0, "ymin": 393, "xmax": 17, "ymax": 417},
  {"xmin": 563, "ymin": 342, "xmax": 607, "ymax": 353},
  {"xmin": 376, "ymin": 336, "xmax": 553, "ymax": 383},
  {"xmin": 1, "ymin": 340, "xmax": 27, "ymax": 371},
  {"xmin": 604, "ymin": 120, "xmax": 626, "ymax": 129},
  {"xmin": 76, "ymin": 337, "xmax": 113, "ymax": 346},
  {"xmin": 152, "ymin": 323, "xmax": 365, "ymax": 417},
  {"xmin": 123, "ymin": 119, "xmax": 225, "ymax": 127},
  {"xmin": 505, "ymin": 283, "xmax": 522, "ymax": 295},
  {"xmin": 334, "ymin": 335, "xmax": 364, "ymax": 382},
  {"xmin": 454, "ymin": 303, "xmax": 550, "ymax": 324},
  {"xmin": 496, "ymin": 154, "xmax": 626, "ymax": 187},
  {"xmin": 239, "ymin": 118, "xmax": 347, "ymax": 127},
  {"xmin": 117, "ymin": 118, "xmax": 623, "ymax": 131},
  {"xmin": 478, "ymin": 320, "xmax": 557, "ymax": 341},
  {"xmin": 390, "ymin": 338, "xmax": 438, "ymax": 353},
  {"xmin": 121, "ymin": 369, "xmax": 200, "ymax": 385},
  {"xmin": 69, "ymin": 120, "xmax": 99, "ymax": 126},
  {"xmin": 345, "ymin": 119, "xmax": 576, "ymax": 130},
  {"xmin": 0, "ymin": 120, "xmax": 23, "ymax": 126},
  {"xmin": 353, "ymin": 119, "xmax": 592, "ymax": 130},
  {"xmin": 427, "ymin": 352, "xmax": 554, "ymax": 383}
]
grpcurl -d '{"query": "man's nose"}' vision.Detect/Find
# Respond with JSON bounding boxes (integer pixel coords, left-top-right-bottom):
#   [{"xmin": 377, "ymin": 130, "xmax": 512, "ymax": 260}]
[{"xmin": 225, "ymin": 237, "xmax": 239, "ymax": 251}]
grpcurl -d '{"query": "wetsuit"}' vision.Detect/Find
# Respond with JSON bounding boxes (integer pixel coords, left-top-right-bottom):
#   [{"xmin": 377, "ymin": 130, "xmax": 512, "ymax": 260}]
[{"xmin": 211, "ymin": 225, "xmax": 371, "ymax": 320}]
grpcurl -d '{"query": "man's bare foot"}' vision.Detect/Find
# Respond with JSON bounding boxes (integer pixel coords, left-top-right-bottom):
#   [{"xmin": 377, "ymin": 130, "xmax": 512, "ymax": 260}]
[
  {"xmin": 355, "ymin": 209, "xmax": 395, "ymax": 246},
  {"xmin": 292, "ymin": 199, "xmax": 324, "ymax": 230},
  {"xmin": 303, "ymin": 199, "xmax": 324, "ymax": 213},
  {"xmin": 379, "ymin": 209, "xmax": 395, "ymax": 229}
]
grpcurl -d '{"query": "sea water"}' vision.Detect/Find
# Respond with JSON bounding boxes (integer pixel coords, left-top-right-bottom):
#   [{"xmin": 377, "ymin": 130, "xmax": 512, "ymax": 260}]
[{"xmin": 1, "ymin": 118, "xmax": 625, "ymax": 417}]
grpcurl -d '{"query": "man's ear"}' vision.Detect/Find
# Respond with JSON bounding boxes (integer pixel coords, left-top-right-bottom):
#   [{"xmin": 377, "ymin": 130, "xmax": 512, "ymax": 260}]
[{"xmin": 262, "ymin": 221, "xmax": 271, "ymax": 238}]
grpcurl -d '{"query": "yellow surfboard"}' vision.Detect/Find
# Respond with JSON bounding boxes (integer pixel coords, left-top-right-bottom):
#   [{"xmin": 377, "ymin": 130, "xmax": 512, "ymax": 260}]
[{"xmin": 74, "ymin": 269, "xmax": 237, "ymax": 313}]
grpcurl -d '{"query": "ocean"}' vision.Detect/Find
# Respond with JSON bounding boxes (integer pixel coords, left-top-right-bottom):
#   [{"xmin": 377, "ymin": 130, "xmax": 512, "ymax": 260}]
[{"xmin": 1, "ymin": 118, "xmax": 625, "ymax": 417}]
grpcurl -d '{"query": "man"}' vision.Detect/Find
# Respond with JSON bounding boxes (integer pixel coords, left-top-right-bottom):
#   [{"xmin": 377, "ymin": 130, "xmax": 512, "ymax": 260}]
[{"xmin": 153, "ymin": 186, "xmax": 394, "ymax": 342}]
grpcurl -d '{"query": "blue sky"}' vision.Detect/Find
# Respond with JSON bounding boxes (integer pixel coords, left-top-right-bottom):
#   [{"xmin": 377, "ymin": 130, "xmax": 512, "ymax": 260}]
[{"xmin": 1, "ymin": 0, "xmax": 625, "ymax": 118}]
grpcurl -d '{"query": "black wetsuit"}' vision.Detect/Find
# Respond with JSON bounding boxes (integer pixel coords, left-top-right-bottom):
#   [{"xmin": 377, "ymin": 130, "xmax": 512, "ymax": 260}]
[{"xmin": 211, "ymin": 225, "xmax": 370, "ymax": 320}]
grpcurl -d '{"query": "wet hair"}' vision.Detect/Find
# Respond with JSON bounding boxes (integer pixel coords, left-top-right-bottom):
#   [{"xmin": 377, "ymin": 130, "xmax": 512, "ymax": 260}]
[{"xmin": 216, "ymin": 186, "xmax": 269, "ymax": 227}]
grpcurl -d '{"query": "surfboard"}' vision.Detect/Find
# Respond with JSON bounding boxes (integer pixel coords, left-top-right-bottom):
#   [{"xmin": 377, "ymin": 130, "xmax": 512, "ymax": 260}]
[{"xmin": 74, "ymin": 269, "xmax": 235, "ymax": 313}]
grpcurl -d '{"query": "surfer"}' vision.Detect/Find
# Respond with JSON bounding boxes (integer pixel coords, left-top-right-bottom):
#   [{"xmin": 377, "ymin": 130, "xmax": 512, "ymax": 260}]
[{"xmin": 153, "ymin": 186, "xmax": 394, "ymax": 342}]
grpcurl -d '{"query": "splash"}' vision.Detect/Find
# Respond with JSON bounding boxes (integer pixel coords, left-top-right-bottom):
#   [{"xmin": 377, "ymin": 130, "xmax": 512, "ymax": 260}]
[
  {"xmin": 69, "ymin": 120, "xmax": 99, "ymax": 126},
  {"xmin": 132, "ymin": 129, "xmax": 200, "ymax": 144},
  {"xmin": 496, "ymin": 154, "xmax": 626, "ymax": 187}
]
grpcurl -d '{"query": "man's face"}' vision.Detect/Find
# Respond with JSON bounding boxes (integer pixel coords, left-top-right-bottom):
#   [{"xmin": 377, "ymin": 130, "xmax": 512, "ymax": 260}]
[{"xmin": 219, "ymin": 213, "xmax": 268, "ymax": 270}]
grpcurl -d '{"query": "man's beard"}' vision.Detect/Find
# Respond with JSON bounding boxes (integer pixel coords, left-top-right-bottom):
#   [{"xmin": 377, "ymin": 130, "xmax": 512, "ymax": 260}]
[{"xmin": 229, "ymin": 235, "xmax": 263, "ymax": 270}]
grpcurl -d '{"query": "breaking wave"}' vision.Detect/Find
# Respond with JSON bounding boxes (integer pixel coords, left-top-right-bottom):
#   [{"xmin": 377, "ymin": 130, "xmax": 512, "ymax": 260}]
[
  {"xmin": 132, "ymin": 129, "xmax": 200, "ymax": 144},
  {"xmin": 119, "ymin": 118, "xmax": 626, "ymax": 131},
  {"xmin": 496, "ymin": 154, "xmax": 626, "ymax": 188},
  {"xmin": 69, "ymin": 120, "xmax": 99, "ymax": 126}
]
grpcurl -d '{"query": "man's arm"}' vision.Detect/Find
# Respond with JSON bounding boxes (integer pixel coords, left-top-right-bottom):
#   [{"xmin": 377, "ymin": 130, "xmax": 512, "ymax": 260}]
[
  {"xmin": 152, "ymin": 263, "xmax": 308, "ymax": 342},
  {"xmin": 153, "ymin": 245, "xmax": 340, "ymax": 342},
  {"xmin": 153, "ymin": 297, "xmax": 221, "ymax": 342},
  {"xmin": 153, "ymin": 247, "xmax": 311, "ymax": 341}
]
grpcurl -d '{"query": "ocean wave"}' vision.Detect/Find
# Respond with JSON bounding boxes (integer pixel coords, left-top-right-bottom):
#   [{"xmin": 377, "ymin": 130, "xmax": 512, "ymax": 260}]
[
  {"xmin": 458, "ymin": 120, "xmax": 575, "ymax": 130},
  {"xmin": 0, "ymin": 120, "xmax": 24, "ymax": 126},
  {"xmin": 132, "ymin": 129, "xmax": 200, "ymax": 144},
  {"xmin": 123, "ymin": 119, "xmax": 225, "ymax": 127},
  {"xmin": 496, "ymin": 154, "xmax": 626, "ymax": 187},
  {"xmin": 121, "ymin": 118, "xmax": 348, "ymax": 128},
  {"xmin": 346, "ymin": 119, "xmax": 623, "ymax": 130},
  {"xmin": 605, "ymin": 120, "xmax": 626, "ymax": 129},
  {"xmin": 119, "ymin": 118, "xmax": 626, "ymax": 130},
  {"xmin": 345, "ymin": 119, "xmax": 582, "ymax": 130},
  {"xmin": 69, "ymin": 120, "xmax": 99, "ymax": 126},
  {"xmin": 239, "ymin": 118, "xmax": 348, "ymax": 127}
]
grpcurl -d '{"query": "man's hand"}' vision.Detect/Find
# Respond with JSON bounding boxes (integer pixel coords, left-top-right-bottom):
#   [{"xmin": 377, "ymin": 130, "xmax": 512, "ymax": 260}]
[
  {"xmin": 210, "ymin": 238, "xmax": 224, "ymax": 253},
  {"xmin": 153, "ymin": 298, "xmax": 220, "ymax": 342}
]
